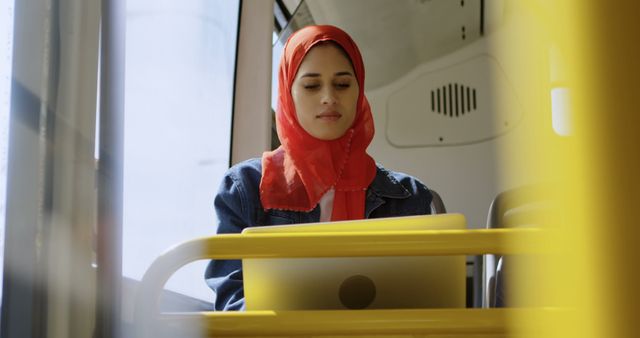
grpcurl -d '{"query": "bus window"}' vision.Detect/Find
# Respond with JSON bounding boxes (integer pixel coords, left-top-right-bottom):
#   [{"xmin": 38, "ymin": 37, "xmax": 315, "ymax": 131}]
[{"xmin": 122, "ymin": 0, "xmax": 239, "ymax": 302}]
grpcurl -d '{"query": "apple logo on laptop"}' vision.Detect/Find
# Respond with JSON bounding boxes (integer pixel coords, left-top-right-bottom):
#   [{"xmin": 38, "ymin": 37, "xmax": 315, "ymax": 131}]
[{"xmin": 338, "ymin": 275, "xmax": 377, "ymax": 309}]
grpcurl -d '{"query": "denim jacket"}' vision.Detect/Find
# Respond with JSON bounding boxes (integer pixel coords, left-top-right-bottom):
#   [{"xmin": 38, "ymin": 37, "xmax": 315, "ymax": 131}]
[{"xmin": 204, "ymin": 158, "xmax": 433, "ymax": 311}]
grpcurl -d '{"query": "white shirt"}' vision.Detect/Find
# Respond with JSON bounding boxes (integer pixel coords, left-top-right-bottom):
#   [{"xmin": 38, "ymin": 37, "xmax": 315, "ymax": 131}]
[{"xmin": 318, "ymin": 188, "xmax": 335, "ymax": 222}]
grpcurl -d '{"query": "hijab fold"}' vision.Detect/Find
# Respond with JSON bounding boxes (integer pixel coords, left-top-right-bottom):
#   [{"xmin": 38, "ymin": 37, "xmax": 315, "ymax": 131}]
[{"xmin": 260, "ymin": 25, "xmax": 376, "ymax": 221}]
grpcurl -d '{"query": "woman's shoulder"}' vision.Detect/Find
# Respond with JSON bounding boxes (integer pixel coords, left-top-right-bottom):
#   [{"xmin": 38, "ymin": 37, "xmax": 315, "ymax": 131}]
[
  {"xmin": 368, "ymin": 163, "xmax": 434, "ymax": 216},
  {"xmin": 372, "ymin": 163, "xmax": 431, "ymax": 198},
  {"xmin": 375, "ymin": 163, "xmax": 428, "ymax": 186},
  {"xmin": 215, "ymin": 158, "xmax": 263, "ymax": 219},
  {"xmin": 224, "ymin": 158, "xmax": 263, "ymax": 182}
]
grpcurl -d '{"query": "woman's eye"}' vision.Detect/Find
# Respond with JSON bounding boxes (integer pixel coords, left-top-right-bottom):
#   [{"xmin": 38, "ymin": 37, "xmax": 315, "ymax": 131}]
[
  {"xmin": 303, "ymin": 84, "xmax": 320, "ymax": 90},
  {"xmin": 335, "ymin": 83, "xmax": 351, "ymax": 89}
]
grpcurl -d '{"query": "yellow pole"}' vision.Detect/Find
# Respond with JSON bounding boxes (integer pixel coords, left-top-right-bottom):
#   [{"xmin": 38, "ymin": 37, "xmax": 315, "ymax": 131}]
[
  {"xmin": 503, "ymin": 1, "xmax": 640, "ymax": 337},
  {"xmin": 576, "ymin": 2, "xmax": 640, "ymax": 338}
]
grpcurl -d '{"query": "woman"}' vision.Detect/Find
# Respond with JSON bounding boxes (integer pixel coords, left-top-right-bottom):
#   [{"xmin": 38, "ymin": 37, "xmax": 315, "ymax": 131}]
[{"xmin": 205, "ymin": 25, "xmax": 435, "ymax": 311}]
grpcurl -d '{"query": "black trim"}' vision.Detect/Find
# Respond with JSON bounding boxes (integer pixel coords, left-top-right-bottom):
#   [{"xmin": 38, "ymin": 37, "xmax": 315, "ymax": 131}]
[
  {"xmin": 430, "ymin": 91, "xmax": 434, "ymax": 112},
  {"xmin": 273, "ymin": 0, "xmax": 315, "ymax": 48},
  {"xmin": 473, "ymin": 89, "xmax": 477, "ymax": 110},
  {"xmin": 455, "ymin": 83, "xmax": 459, "ymax": 117},
  {"xmin": 461, "ymin": 85, "xmax": 466, "ymax": 114},
  {"xmin": 448, "ymin": 83, "xmax": 453, "ymax": 117},
  {"xmin": 274, "ymin": 17, "xmax": 282, "ymax": 33},
  {"xmin": 274, "ymin": 0, "xmax": 292, "ymax": 34},
  {"xmin": 275, "ymin": 0, "xmax": 292, "ymax": 21},
  {"xmin": 229, "ymin": 0, "xmax": 243, "ymax": 168},
  {"xmin": 480, "ymin": 0, "xmax": 485, "ymax": 36},
  {"xmin": 443, "ymin": 86, "xmax": 447, "ymax": 115},
  {"xmin": 466, "ymin": 276, "xmax": 474, "ymax": 308}
]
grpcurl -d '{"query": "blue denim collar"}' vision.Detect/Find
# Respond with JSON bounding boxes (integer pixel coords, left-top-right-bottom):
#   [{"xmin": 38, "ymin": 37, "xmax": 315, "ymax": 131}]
[
  {"xmin": 369, "ymin": 164, "xmax": 412, "ymax": 199},
  {"xmin": 364, "ymin": 165, "xmax": 411, "ymax": 218}
]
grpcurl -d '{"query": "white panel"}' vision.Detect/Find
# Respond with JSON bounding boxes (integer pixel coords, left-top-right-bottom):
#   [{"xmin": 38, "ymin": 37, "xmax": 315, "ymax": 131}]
[
  {"xmin": 366, "ymin": 1, "xmax": 554, "ymax": 231},
  {"xmin": 305, "ymin": 0, "xmax": 483, "ymax": 90},
  {"xmin": 231, "ymin": 0, "xmax": 274, "ymax": 164},
  {"xmin": 386, "ymin": 55, "xmax": 523, "ymax": 147},
  {"xmin": 366, "ymin": 39, "xmax": 501, "ymax": 230}
]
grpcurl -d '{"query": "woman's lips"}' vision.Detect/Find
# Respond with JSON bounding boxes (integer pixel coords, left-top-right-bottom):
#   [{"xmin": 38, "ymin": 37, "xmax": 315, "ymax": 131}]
[{"xmin": 316, "ymin": 111, "xmax": 342, "ymax": 121}]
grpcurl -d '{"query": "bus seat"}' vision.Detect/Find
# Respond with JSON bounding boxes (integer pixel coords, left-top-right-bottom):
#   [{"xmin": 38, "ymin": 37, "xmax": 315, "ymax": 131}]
[
  {"xmin": 477, "ymin": 184, "xmax": 557, "ymax": 308},
  {"xmin": 429, "ymin": 189, "xmax": 447, "ymax": 214}
]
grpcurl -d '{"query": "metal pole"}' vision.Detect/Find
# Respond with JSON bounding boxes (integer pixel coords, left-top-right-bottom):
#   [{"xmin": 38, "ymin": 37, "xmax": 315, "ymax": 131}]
[{"xmin": 96, "ymin": 0, "xmax": 124, "ymax": 337}]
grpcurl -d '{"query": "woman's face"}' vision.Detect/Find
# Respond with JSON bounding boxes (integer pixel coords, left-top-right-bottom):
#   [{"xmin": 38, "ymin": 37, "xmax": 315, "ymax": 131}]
[{"xmin": 291, "ymin": 43, "xmax": 359, "ymax": 140}]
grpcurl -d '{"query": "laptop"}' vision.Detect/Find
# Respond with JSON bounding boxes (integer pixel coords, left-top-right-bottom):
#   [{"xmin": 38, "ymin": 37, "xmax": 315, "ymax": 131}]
[{"xmin": 242, "ymin": 213, "xmax": 466, "ymax": 311}]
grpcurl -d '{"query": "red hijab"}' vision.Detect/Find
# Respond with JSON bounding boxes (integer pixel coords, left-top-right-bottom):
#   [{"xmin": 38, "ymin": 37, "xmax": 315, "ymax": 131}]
[{"xmin": 260, "ymin": 25, "xmax": 377, "ymax": 221}]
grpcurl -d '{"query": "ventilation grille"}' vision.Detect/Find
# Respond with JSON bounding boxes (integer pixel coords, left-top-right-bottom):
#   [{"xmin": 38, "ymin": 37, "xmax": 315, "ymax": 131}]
[{"xmin": 430, "ymin": 84, "xmax": 477, "ymax": 117}]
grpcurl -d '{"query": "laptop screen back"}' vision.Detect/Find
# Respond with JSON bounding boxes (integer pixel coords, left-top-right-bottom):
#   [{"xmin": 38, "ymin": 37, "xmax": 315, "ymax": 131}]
[{"xmin": 242, "ymin": 214, "xmax": 466, "ymax": 311}]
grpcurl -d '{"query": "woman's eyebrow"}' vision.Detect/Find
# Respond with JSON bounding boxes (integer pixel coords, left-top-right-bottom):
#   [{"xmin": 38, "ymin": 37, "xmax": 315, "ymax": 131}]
[
  {"xmin": 299, "ymin": 71, "xmax": 353, "ymax": 79},
  {"xmin": 299, "ymin": 73, "xmax": 321, "ymax": 78}
]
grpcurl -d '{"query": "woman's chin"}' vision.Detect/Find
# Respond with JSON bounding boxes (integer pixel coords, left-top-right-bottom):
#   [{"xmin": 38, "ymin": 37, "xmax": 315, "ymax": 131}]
[{"xmin": 310, "ymin": 129, "xmax": 345, "ymax": 141}]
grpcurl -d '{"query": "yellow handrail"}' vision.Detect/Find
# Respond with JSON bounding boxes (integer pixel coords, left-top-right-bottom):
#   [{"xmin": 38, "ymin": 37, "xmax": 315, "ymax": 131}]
[
  {"xmin": 160, "ymin": 308, "xmax": 516, "ymax": 337},
  {"xmin": 134, "ymin": 228, "xmax": 547, "ymax": 337}
]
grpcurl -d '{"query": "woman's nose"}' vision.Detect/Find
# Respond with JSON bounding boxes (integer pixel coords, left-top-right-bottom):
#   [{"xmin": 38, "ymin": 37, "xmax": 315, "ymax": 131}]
[{"xmin": 321, "ymin": 87, "xmax": 338, "ymax": 105}]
